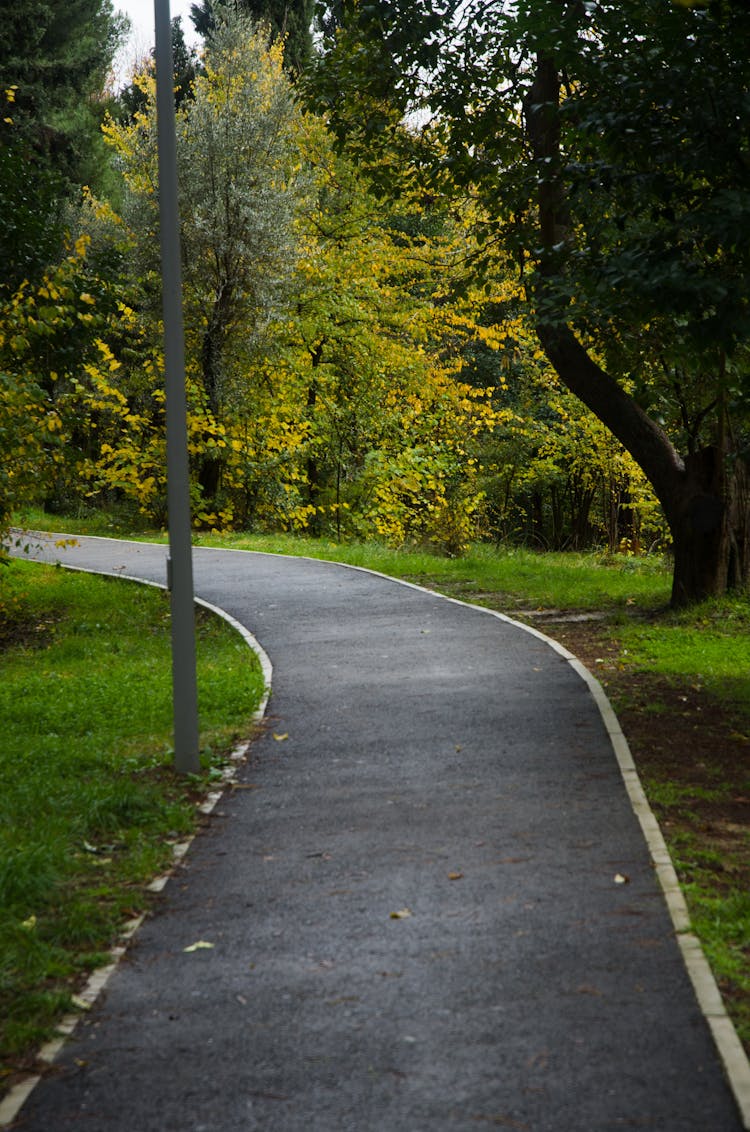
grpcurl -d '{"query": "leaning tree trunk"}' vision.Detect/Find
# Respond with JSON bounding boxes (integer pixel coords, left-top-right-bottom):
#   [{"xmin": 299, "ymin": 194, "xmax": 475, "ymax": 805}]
[
  {"xmin": 526, "ymin": 47, "xmax": 749, "ymax": 607},
  {"xmin": 538, "ymin": 323, "xmax": 750, "ymax": 607}
]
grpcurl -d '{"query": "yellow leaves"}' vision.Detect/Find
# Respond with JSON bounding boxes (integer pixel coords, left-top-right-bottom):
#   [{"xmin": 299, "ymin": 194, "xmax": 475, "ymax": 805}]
[
  {"xmin": 117, "ymin": 302, "xmax": 137, "ymax": 325},
  {"xmin": 90, "ymin": 338, "xmax": 121, "ymax": 373},
  {"xmin": 183, "ymin": 940, "xmax": 215, "ymax": 952},
  {"xmin": 3, "ymin": 85, "xmax": 16, "ymax": 122},
  {"xmin": 390, "ymin": 908, "xmax": 412, "ymax": 920}
]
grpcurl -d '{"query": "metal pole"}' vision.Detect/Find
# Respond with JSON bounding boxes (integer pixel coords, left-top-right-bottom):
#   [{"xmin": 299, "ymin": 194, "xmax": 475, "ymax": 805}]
[{"xmin": 154, "ymin": 0, "xmax": 201, "ymax": 774}]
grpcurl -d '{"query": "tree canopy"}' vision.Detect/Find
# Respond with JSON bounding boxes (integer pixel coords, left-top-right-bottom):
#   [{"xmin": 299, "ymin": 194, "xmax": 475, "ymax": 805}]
[
  {"xmin": 0, "ymin": 0, "xmax": 126, "ymax": 289},
  {"xmin": 4, "ymin": 1, "xmax": 746, "ymax": 596},
  {"xmin": 311, "ymin": 0, "xmax": 750, "ymax": 604},
  {"xmin": 190, "ymin": 0, "xmax": 315, "ymax": 72}
]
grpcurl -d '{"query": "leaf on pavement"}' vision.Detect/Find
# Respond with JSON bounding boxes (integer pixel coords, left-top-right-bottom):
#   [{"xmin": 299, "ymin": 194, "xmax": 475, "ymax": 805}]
[
  {"xmin": 390, "ymin": 908, "xmax": 413, "ymax": 920},
  {"xmin": 184, "ymin": 940, "xmax": 215, "ymax": 952}
]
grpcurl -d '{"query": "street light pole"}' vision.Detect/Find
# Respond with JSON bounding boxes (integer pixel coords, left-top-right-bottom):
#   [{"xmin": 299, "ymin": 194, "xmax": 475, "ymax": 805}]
[{"xmin": 154, "ymin": 0, "xmax": 200, "ymax": 774}]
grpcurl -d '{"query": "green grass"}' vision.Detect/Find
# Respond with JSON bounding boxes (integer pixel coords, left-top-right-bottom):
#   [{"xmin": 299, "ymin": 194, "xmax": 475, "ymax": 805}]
[
  {"xmin": 616, "ymin": 599, "xmax": 750, "ymax": 716},
  {"xmin": 15, "ymin": 509, "xmax": 672, "ymax": 611},
  {"xmin": 186, "ymin": 530, "xmax": 672, "ymax": 611},
  {"xmin": 666, "ymin": 828, "xmax": 750, "ymax": 1047},
  {"xmin": 0, "ymin": 560, "xmax": 265, "ymax": 1075}
]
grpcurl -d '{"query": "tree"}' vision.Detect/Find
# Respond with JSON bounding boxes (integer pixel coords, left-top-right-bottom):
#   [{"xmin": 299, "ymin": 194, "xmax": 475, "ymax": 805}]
[
  {"xmin": 103, "ymin": 13, "xmax": 310, "ymax": 501},
  {"xmin": 0, "ymin": 236, "xmax": 103, "ymax": 542},
  {"xmin": 77, "ymin": 106, "xmax": 500, "ymax": 543},
  {"xmin": 0, "ymin": 0, "xmax": 126, "ymax": 288},
  {"xmin": 312, "ymin": 0, "xmax": 750, "ymax": 605},
  {"xmin": 117, "ymin": 17, "xmax": 200, "ymax": 122},
  {"xmin": 191, "ymin": 0, "xmax": 314, "ymax": 73},
  {"xmin": 314, "ymin": 1, "xmax": 344, "ymax": 45},
  {"xmin": 260, "ymin": 129, "xmax": 499, "ymax": 548}
]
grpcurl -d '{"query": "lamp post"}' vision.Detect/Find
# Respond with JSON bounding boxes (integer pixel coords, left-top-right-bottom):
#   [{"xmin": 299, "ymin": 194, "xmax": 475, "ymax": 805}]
[{"xmin": 154, "ymin": 0, "xmax": 200, "ymax": 774}]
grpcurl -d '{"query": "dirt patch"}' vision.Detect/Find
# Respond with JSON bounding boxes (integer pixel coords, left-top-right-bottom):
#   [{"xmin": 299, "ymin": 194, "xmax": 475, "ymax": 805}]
[{"xmin": 0, "ymin": 614, "xmax": 59, "ymax": 652}]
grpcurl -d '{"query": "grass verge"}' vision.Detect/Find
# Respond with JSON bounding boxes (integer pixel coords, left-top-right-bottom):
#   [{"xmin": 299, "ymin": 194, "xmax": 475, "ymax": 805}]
[{"xmin": 0, "ymin": 559, "xmax": 265, "ymax": 1087}]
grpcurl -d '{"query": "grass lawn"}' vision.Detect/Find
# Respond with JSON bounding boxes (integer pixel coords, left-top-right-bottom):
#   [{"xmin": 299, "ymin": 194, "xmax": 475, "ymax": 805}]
[
  {"xmin": 7, "ymin": 513, "xmax": 750, "ymax": 1059},
  {"xmin": 0, "ymin": 559, "xmax": 265, "ymax": 1086}
]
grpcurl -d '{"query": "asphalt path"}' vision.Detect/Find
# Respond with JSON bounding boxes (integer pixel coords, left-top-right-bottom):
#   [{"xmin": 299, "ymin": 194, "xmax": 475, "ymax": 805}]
[{"xmin": 7, "ymin": 534, "xmax": 745, "ymax": 1130}]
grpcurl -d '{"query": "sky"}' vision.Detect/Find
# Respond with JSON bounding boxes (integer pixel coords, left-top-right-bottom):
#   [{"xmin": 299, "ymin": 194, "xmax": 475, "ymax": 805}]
[{"xmin": 112, "ymin": 0, "xmax": 201, "ymax": 84}]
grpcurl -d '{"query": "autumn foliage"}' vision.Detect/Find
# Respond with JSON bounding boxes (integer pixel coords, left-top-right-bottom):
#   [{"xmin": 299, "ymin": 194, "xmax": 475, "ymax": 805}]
[{"xmin": 1, "ymin": 20, "xmax": 663, "ymax": 557}]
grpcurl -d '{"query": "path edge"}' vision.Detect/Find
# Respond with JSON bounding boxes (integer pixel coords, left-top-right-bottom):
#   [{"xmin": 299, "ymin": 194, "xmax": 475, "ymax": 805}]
[
  {"xmin": 331, "ymin": 557, "xmax": 750, "ymax": 1131},
  {"xmin": 0, "ymin": 558, "xmax": 272, "ymax": 1131}
]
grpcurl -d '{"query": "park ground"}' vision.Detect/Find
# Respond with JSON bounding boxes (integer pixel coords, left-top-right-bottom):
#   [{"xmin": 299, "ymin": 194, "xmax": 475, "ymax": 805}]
[{"xmin": 1, "ymin": 523, "xmax": 748, "ymax": 1083}]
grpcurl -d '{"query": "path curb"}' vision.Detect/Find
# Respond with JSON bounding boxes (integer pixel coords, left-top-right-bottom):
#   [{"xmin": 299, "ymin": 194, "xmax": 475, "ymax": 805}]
[
  {"xmin": 328, "ymin": 559, "xmax": 750, "ymax": 1131},
  {"xmin": 0, "ymin": 561, "xmax": 272, "ymax": 1131}
]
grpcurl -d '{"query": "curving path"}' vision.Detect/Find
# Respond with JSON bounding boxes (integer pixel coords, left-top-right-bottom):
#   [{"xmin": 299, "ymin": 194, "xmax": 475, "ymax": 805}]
[{"xmin": 4, "ymin": 534, "xmax": 746, "ymax": 1130}]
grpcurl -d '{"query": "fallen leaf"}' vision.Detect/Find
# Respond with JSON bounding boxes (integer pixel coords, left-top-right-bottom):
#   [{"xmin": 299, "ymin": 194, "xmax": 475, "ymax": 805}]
[
  {"xmin": 614, "ymin": 873, "xmax": 630, "ymax": 885},
  {"xmin": 183, "ymin": 940, "xmax": 215, "ymax": 952},
  {"xmin": 448, "ymin": 871, "xmax": 464, "ymax": 881},
  {"xmin": 390, "ymin": 908, "xmax": 412, "ymax": 920},
  {"xmin": 272, "ymin": 733, "xmax": 288, "ymax": 742},
  {"xmin": 70, "ymin": 995, "xmax": 92, "ymax": 1011},
  {"xmin": 236, "ymin": 994, "xmax": 247, "ymax": 1006},
  {"xmin": 20, "ymin": 915, "xmax": 37, "ymax": 931}
]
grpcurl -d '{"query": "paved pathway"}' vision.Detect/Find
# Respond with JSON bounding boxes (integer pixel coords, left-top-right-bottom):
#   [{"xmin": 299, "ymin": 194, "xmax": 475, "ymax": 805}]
[{"xmin": 6, "ymin": 535, "xmax": 746, "ymax": 1130}]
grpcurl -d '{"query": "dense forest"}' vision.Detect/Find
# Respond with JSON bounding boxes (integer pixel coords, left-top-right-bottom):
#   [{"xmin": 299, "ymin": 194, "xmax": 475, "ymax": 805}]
[{"xmin": 1, "ymin": 0, "xmax": 748, "ymax": 604}]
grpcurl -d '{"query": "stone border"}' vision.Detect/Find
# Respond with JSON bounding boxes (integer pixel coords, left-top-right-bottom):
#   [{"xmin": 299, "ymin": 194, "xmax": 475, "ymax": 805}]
[
  {"xmin": 0, "ymin": 565, "xmax": 272, "ymax": 1131},
  {"xmin": 334, "ymin": 559, "xmax": 750, "ymax": 1131}
]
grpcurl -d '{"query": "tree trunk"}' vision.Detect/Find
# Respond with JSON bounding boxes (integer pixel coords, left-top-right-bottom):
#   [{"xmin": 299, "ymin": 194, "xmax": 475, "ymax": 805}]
[
  {"xmin": 538, "ymin": 323, "xmax": 750, "ymax": 606},
  {"xmin": 305, "ymin": 355, "xmax": 322, "ymax": 536},
  {"xmin": 669, "ymin": 447, "xmax": 749, "ymax": 607},
  {"xmin": 198, "ymin": 284, "xmax": 232, "ymax": 506},
  {"xmin": 197, "ymin": 455, "xmax": 222, "ymax": 505}
]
